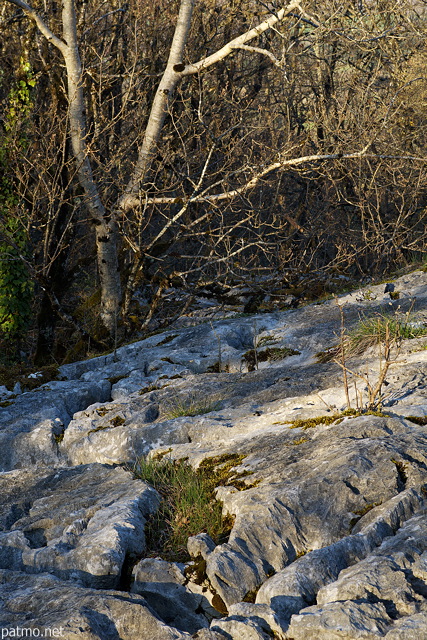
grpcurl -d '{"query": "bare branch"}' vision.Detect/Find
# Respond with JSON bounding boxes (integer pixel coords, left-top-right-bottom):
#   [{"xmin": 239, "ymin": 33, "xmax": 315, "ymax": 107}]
[
  {"xmin": 181, "ymin": 0, "xmax": 301, "ymax": 76},
  {"xmin": 123, "ymin": 149, "xmax": 426, "ymax": 209},
  {"xmin": 230, "ymin": 43, "xmax": 284, "ymax": 68},
  {"xmin": 144, "ymin": 142, "xmax": 217, "ymax": 253},
  {"xmin": 4, "ymin": 0, "xmax": 66, "ymax": 53}
]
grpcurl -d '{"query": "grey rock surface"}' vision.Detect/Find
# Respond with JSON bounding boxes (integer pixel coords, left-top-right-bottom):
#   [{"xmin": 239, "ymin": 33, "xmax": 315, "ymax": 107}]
[
  {"xmin": 0, "ymin": 380, "xmax": 111, "ymax": 471},
  {"xmin": 0, "ymin": 569, "xmax": 191, "ymax": 639},
  {"xmin": 132, "ymin": 558, "xmax": 210, "ymax": 633},
  {"xmin": 0, "ymin": 464, "xmax": 159, "ymax": 588},
  {"xmin": 211, "ymin": 617, "xmax": 271, "ymax": 639},
  {"xmin": 286, "ymin": 600, "xmax": 392, "ymax": 639},
  {"xmin": 1, "ymin": 269, "xmax": 427, "ymax": 636}
]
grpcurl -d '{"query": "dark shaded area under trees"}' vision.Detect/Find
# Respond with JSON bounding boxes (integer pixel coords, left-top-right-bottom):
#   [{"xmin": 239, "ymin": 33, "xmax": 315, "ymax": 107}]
[{"xmin": 0, "ymin": 0, "xmax": 426, "ymax": 368}]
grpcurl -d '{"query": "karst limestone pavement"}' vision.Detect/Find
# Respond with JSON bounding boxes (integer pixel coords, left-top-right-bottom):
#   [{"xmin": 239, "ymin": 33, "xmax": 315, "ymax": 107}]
[{"xmin": 1, "ymin": 270, "xmax": 427, "ymax": 638}]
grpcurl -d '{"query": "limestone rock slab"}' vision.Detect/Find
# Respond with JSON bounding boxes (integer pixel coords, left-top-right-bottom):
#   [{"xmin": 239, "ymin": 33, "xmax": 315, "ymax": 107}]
[
  {"xmin": 286, "ymin": 600, "xmax": 391, "ymax": 639},
  {"xmin": 0, "ymin": 379, "xmax": 111, "ymax": 471},
  {"xmin": 0, "ymin": 569, "xmax": 190, "ymax": 639},
  {"xmin": 0, "ymin": 464, "xmax": 159, "ymax": 588},
  {"xmin": 131, "ymin": 557, "xmax": 210, "ymax": 633}
]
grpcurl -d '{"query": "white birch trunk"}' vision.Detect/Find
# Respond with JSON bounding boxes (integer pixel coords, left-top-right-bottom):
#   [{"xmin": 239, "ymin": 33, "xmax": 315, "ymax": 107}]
[
  {"xmin": 7, "ymin": 0, "xmax": 122, "ymax": 335},
  {"xmin": 119, "ymin": 0, "xmax": 195, "ymax": 210},
  {"xmin": 61, "ymin": 0, "xmax": 121, "ymax": 335}
]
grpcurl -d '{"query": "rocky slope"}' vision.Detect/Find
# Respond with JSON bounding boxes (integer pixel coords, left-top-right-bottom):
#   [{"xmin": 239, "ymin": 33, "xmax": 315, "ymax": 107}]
[{"xmin": 1, "ymin": 271, "xmax": 427, "ymax": 639}]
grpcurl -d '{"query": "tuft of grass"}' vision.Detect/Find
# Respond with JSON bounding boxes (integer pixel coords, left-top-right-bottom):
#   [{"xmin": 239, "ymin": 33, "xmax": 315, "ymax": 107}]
[
  {"xmin": 347, "ymin": 314, "xmax": 427, "ymax": 354},
  {"xmin": 162, "ymin": 393, "xmax": 223, "ymax": 419},
  {"xmin": 198, "ymin": 453, "xmax": 255, "ymax": 489},
  {"xmin": 291, "ymin": 436, "xmax": 310, "ymax": 445},
  {"xmin": 96, "ymin": 406, "xmax": 113, "ymax": 417},
  {"xmin": 286, "ymin": 414, "xmax": 347, "ymax": 430},
  {"xmin": 318, "ymin": 312, "xmax": 427, "ymax": 363},
  {"xmin": 349, "ymin": 501, "xmax": 382, "ymax": 530},
  {"xmin": 134, "ymin": 456, "xmax": 237, "ymax": 562},
  {"xmin": 352, "ymin": 501, "xmax": 382, "ymax": 517}
]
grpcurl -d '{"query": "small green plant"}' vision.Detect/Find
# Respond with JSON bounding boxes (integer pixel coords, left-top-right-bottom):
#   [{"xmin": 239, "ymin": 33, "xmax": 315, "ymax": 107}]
[
  {"xmin": 276, "ymin": 408, "xmax": 386, "ymax": 430},
  {"xmin": 291, "ymin": 436, "xmax": 310, "ymax": 445},
  {"xmin": 162, "ymin": 392, "xmax": 223, "ymax": 419},
  {"xmin": 358, "ymin": 289, "xmax": 377, "ymax": 301},
  {"xmin": 349, "ymin": 501, "xmax": 382, "ymax": 529},
  {"xmin": 317, "ymin": 308, "xmax": 427, "ymax": 364},
  {"xmin": 328, "ymin": 301, "xmax": 426, "ymax": 411},
  {"xmin": 346, "ymin": 313, "xmax": 427, "ymax": 356},
  {"xmin": 275, "ymin": 409, "xmax": 358, "ymax": 430},
  {"xmin": 257, "ymin": 335, "xmax": 278, "ymax": 347},
  {"xmin": 134, "ymin": 456, "xmax": 237, "ymax": 561},
  {"xmin": 352, "ymin": 501, "xmax": 382, "ymax": 517}
]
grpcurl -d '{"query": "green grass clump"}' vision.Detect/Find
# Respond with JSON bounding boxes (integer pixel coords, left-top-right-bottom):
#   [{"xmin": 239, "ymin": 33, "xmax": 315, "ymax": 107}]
[
  {"xmin": 162, "ymin": 393, "xmax": 223, "ymax": 419},
  {"xmin": 134, "ymin": 456, "xmax": 237, "ymax": 562},
  {"xmin": 353, "ymin": 501, "xmax": 382, "ymax": 517},
  {"xmin": 317, "ymin": 312, "xmax": 427, "ymax": 363},
  {"xmin": 287, "ymin": 414, "xmax": 346, "ymax": 430},
  {"xmin": 347, "ymin": 314, "xmax": 427, "ymax": 355}
]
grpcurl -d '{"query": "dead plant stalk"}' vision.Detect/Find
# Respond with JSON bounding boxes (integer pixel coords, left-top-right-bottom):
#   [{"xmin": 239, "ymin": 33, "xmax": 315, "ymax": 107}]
[{"xmin": 334, "ymin": 302, "xmax": 402, "ymax": 411}]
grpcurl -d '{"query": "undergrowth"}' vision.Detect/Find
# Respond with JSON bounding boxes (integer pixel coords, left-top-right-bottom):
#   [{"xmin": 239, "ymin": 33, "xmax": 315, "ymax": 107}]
[
  {"xmin": 0, "ymin": 363, "xmax": 60, "ymax": 392},
  {"xmin": 134, "ymin": 454, "xmax": 249, "ymax": 561},
  {"xmin": 318, "ymin": 302, "xmax": 426, "ymax": 410}
]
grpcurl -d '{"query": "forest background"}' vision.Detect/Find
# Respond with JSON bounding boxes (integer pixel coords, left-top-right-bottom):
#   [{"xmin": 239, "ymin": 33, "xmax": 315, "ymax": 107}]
[{"xmin": 0, "ymin": 0, "xmax": 426, "ymax": 369}]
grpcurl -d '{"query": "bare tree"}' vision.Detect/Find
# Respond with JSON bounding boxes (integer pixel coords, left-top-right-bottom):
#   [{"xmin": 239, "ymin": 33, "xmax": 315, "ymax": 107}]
[
  {"xmin": 3, "ymin": 0, "xmax": 304, "ymax": 336},
  {"xmin": 2, "ymin": 0, "xmax": 426, "ymax": 352}
]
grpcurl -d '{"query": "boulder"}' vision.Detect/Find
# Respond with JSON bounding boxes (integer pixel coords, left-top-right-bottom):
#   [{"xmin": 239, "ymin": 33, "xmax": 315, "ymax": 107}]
[
  {"xmin": 131, "ymin": 557, "xmax": 210, "ymax": 633},
  {"xmin": 286, "ymin": 600, "xmax": 392, "ymax": 639},
  {"xmin": 0, "ymin": 569, "xmax": 191, "ymax": 639},
  {"xmin": 0, "ymin": 464, "xmax": 159, "ymax": 588},
  {"xmin": 0, "ymin": 379, "xmax": 111, "ymax": 471}
]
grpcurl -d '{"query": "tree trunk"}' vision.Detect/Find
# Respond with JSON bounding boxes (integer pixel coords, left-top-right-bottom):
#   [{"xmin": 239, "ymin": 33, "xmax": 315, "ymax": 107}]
[
  {"xmin": 94, "ymin": 218, "xmax": 121, "ymax": 336},
  {"xmin": 61, "ymin": 0, "xmax": 122, "ymax": 335},
  {"xmin": 120, "ymin": 0, "xmax": 196, "ymax": 209}
]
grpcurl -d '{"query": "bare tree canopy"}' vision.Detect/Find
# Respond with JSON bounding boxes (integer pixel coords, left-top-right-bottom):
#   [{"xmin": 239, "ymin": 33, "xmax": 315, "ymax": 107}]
[{"xmin": 0, "ymin": 0, "xmax": 426, "ymax": 363}]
